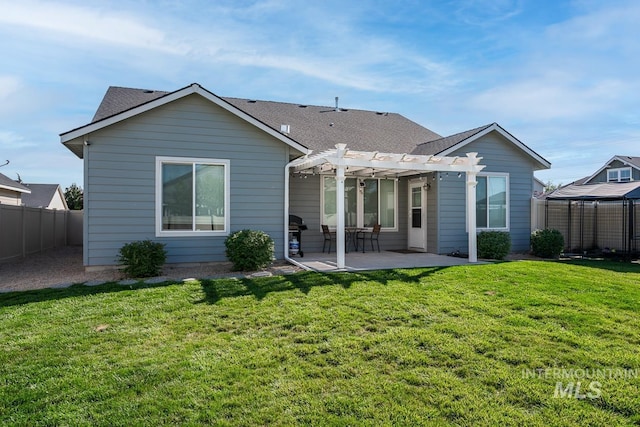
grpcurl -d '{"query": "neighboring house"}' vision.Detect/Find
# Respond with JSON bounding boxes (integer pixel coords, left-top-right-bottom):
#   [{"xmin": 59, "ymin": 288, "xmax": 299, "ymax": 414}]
[
  {"xmin": 0, "ymin": 173, "xmax": 30, "ymax": 206},
  {"xmin": 581, "ymin": 155, "xmax": 640, "ymax": 184},
  {"xmin": 547, "ymin": 155, "xmax": 640, "ymax": 196},
  {"xmin": 60, "ymin": 83, "xmax": 550, "ymax": 268},
  {"xmin": 21, "ymin": 184, "xmax": 69, "ymax": 210},
  {"xmin": 543, "ymin": 155, "xmax": 640, "ymax": 257},
  {"xmin": 533, "ymin": 177, "xmax": 545, "ymax": 197}
]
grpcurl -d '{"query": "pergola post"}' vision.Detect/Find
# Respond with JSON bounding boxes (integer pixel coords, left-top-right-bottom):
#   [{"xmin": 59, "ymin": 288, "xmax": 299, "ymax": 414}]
[
  {"xmin": 335, "ymin": 144, "xmax": 346, "ymax": 269},
  {"xmin": 466, "ymin": 153, "xmax": 478, "ymax": 262},
  {"xmin": 288, "ymin": 146, "xmax": 485, "ymax": 268}
]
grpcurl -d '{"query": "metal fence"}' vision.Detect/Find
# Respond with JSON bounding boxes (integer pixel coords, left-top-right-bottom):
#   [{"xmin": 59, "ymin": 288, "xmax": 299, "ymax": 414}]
[
  {"xmin": 532, "ymin": 198, "xmax": 639, "ymax": 258},
  {"xmin": 0, "ymin": 205, "xmax": 83, "ymax": 262}
]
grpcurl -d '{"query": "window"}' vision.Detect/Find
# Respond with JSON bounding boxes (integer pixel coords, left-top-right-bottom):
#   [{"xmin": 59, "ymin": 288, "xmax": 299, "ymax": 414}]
[
  {"xmin": 156, "ymin": 157, "xmax": 229, "ymax": 236},
  {"xmin": 607, "ymin": 167, "xmax": 632, "ymax": 182},
  {"xmin": 321, "ymin": 176, "xmax": 397, "ymax": 229},
  {"xmin": 476, "ymin": 174, "xmax": 508, "ymax": 229}
]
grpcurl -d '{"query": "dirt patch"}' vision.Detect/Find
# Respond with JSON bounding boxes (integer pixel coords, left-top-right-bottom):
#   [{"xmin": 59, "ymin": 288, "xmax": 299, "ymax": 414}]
[{"xmin": 0, "ymin": 246, "xmax": 302, "ymax": 293}]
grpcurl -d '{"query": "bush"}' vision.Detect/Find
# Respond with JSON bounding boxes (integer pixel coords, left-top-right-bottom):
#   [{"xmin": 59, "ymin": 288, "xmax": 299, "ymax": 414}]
[
  {"xmin": 531, "ymin": 228, "xmax": 564, "ymax": 258},
  {"xmin": 118, "ymin": 240, "xmax": 167, "ymax": 278},
  {"xmin": 225, "ymin": 229, "xmax": 274, "ymax": 271},
  {"xmin": 477, "ymin": 231, "xmax": 511, "ymax": 260}
]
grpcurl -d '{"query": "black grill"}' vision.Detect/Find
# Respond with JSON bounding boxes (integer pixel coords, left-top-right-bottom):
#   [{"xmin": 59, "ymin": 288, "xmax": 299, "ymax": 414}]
[{"xmin": 289, "ymin": 214, "xmax": 308, "ymax": 257}]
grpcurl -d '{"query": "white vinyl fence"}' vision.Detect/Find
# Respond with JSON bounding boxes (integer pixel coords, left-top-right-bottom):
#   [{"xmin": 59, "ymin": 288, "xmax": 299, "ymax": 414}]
[{"xmin": 0, "ymin": 205, "xmax": 83, "ymax": 262}]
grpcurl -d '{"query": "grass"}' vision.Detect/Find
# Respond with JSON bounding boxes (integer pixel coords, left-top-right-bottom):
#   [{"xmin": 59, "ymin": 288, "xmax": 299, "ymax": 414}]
[{"xmin": 0, "ymin": 260, "xmax": 639, "ymax": 426}]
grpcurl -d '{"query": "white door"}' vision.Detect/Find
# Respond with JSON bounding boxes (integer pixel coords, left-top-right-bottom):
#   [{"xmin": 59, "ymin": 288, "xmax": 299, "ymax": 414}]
[{"xmin": 408, "ymin": 182, "xmax": 426, "ymax": 251}]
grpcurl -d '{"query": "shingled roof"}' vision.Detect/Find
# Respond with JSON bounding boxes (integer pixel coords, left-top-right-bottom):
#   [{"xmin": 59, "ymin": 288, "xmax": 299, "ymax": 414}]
[
  {"xmin": 64, "ymin": 83, "xmax": 549, "ymax": 169},
  {"xmin": 411, "ymin": 123, "xmax": 493, "ymax": 156},
  {"xmin": 90, "ymin": 86, "xmax": 442, "ymax": 154},
  {"xmin": 618, "ymin": 155, "xmax": 640, "ymax": 169},
  {"xmin": 21, "ymin": 184, "xmax": 65, "ymax": 209},
  {"xmin": 222, "ymin": 97, "xmax": 441, "ymax": 153},
  {"xmin": 92, "ymin": 86, "xmax": 169, "ymax": 122},
  {"xmin": 0, "ymin": 172, "xmax": 30, "ymax": 193}
]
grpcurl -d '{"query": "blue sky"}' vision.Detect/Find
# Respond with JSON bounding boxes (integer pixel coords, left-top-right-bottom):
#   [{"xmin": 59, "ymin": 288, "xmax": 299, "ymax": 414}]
[{"xmin": 1, "ymin": 0, "xmax": 638, "ymax": 189}]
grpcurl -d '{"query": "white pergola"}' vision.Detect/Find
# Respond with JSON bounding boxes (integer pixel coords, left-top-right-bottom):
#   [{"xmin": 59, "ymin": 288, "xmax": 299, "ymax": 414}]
[{"xmin": 284, "ymin": 143, "xmax": 486, "ymax": 268}]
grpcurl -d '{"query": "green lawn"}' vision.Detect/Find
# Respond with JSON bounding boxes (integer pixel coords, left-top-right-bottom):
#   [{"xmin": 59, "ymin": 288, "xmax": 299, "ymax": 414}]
[{"xmin": 1, "ymin": 260, "xmax": 639, "ymax": 426}]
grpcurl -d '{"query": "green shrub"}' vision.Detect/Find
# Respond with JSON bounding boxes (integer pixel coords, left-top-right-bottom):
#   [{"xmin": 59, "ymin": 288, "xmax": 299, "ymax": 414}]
[
  {"xmin": 531, "ymin": 228, "xmax": 564, "ymax": 258},
  {"xmin": 118, "ymin": 240, "xmax": 167, "ymax": 278},
  {"xmin": 225, "ymin": 229, "xmax": 274, "ymax": 271},
  {"xmin": 477, "ymin": 231, "xmax": 511, "ymax": 260}
]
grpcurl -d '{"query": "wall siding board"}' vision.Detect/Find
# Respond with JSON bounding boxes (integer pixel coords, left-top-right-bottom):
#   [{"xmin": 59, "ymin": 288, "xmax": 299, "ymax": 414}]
[
  {"xmin": 84, "ymin": 94, "xmax": 292, "ymax": 266},
  {"xmin": 437, "ymin": 133, "xmax": 538, "ymax": 254}
]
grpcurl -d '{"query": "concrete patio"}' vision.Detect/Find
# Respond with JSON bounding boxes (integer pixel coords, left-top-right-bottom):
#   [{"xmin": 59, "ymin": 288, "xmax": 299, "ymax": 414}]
[{"xmin": 290, "ymin": 250, "xmax": 477, "ymax": 272}]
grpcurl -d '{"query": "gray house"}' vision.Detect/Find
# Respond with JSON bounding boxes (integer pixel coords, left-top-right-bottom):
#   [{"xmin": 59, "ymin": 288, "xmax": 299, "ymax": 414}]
[
  {"xmin": 60, "ymin": 83, "xmax": 550, "ymax": 269},
  {"xmin": 581, "ymin": 155, "xmax": 640, "ymax": 184}
]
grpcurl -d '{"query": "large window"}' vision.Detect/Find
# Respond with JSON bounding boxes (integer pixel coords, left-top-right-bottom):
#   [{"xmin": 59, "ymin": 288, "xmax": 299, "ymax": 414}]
[
  {"xmin": 156, "ymin": 157, "xmax": 229, "ymax": 236},
  {"xmin": 607, "ymin": 167, "xmax": 632, "ymax": 182},
  {"xmin": 476, "ymin": 174, "xmax": 508, "ymax": 230},
  {"xmin": 322, "ymin": 176, "xmax": 397, "ymax": 229}
]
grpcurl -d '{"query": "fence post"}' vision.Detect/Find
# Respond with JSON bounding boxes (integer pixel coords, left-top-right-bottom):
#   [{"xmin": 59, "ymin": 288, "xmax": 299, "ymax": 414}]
[
  {"xmin": 39, "ymin": 207, "xmax": 44, "ymax": 253},
  {"xmin": 64, "ymin": 210, "xmax": 68, "ymax": 246},
  {"xmin": 53, "ymin": 209, "xmax": 57, "ymax": 248},
  {"xmin": 21, "ymin": 205, "xmax": 27, "ymax": 258}
]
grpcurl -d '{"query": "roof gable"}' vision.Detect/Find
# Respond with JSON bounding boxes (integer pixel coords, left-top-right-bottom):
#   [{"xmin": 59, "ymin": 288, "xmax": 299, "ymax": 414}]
[
  {"xmin": 21, "ymin": 184, "xmax": 68, "ymax": 209},
  {"xmin": 0, "ymin": 173, "xmax": 30, "ymax": 193},
  {"xmin": 583, "ymin": 155, "xmax": 640, "ymax": 184},
  {"xmin": 412, "ymin": 122, "xmax": 550, "ymax": 170},
  {"xmin": 61, "ymin": 83, "xmax": 310, "ymax": 158}
]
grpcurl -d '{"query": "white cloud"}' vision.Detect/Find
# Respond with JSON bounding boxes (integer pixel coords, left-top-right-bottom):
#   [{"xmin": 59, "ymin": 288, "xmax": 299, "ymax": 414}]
[
  {"xmin": 0, "ymin": 0, "xmax": 458, "ymax": 94},
  {"xmin": 453, "ymin": 0, "xmax": 524, "ymax": 26},
  {"xmin": 469, "ymin": 77, "xmax": 626, "ymax": 121},
  {"xmin": 0, "ymin": 76, "xmax": 22, "ymax": 101},
  {"xmin": 462, "ymin": 1, "xmax": 640, "ymax": 126},
  {"xmin": 0, "ymin": 0, "xmax": 183, "ymax": 53},
  {"xmin": 0, "ymin": 130, "xmax": 37, "ymax": 149}
]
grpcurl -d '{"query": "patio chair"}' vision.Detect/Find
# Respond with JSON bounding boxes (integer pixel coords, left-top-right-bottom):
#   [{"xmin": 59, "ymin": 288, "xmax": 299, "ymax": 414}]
[
  {"xmin": 321, "ymin": 224, "xmax": 336, "ymax": 253},
  {"xmin": 356, "ymin": 224, "xmax": 381, "ymax": 253}
]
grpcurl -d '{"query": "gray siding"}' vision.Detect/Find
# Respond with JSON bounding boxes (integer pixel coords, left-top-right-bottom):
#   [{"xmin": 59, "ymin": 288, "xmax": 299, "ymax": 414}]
[
  {"xmin": 84, "ymin": 94, "xmax": 291, "ymax": 266},
  {"xmin": 426, "ymin": 174, "xmax": 439, "ymax": 253},
  {"xmin": 589, "ymin": 159, "xmax": 640, "ymax": 183},
  {"xmin": 437, "ymin": 132, "xmax": 538, "ymax": 254}
]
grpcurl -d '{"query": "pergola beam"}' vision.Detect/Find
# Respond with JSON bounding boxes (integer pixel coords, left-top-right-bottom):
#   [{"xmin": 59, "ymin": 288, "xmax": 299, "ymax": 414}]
[{"xmin": 288, "ymin": 144, "xmax": 485, "ymax": 269}]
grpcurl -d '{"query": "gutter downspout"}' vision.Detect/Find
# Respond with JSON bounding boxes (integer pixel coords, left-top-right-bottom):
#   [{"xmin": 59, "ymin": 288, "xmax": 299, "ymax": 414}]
[{"xmin": 284, "ymin": 160, "xmax": 312, "ymax": 270}]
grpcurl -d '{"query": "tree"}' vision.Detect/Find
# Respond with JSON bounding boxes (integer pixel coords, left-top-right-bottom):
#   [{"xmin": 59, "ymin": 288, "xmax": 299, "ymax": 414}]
[
  {"xmin": 544, "ymin": 180, "xmax": 562, "ymax": 194},
  {"xmin": 65, "ymin": 183, "xmax": 83, "ymax": 210}
]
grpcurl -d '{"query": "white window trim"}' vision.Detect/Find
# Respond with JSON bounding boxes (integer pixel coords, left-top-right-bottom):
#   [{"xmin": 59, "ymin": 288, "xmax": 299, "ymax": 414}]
[
  {"xmin": 475, "ymin": 172, "xmax": 510, "ymax": 232},
  {"xmin": 155, "ymin": 156, "xmax": 230, "ymax": 237},
  {"xmin": 607, "ymin": 167, "xmax": 632, "ymax": 182},
  {"xmin": 319, "ymin": 175, "xmax": 398, "ymax": 231}
]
